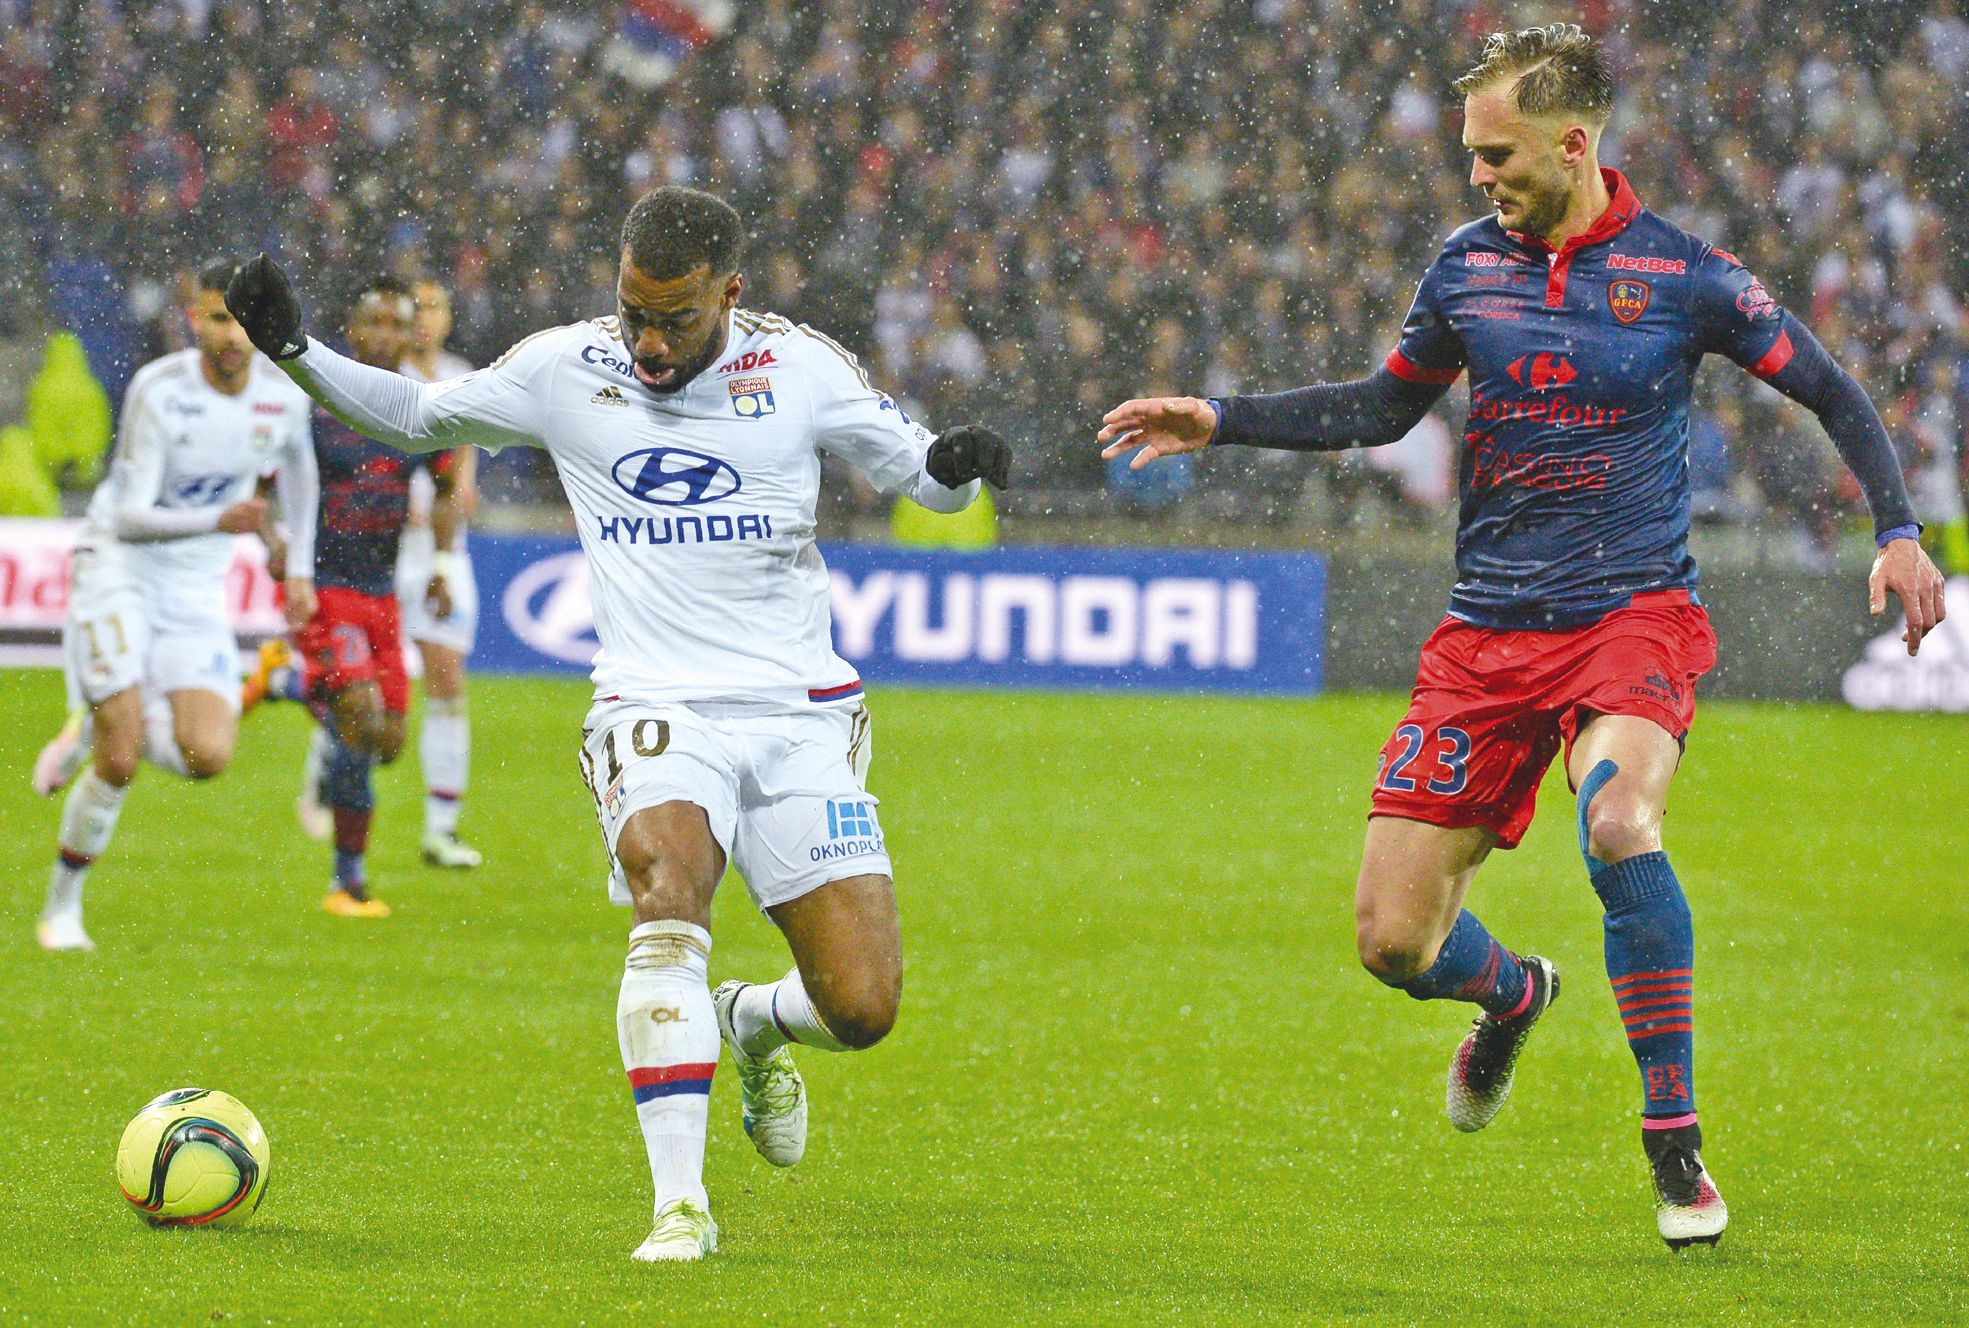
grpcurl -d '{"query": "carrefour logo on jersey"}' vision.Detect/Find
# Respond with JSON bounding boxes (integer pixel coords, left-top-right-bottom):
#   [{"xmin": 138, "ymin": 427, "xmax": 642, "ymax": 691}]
[{"xmin": 612, "ymin": 447, "xmax": 742, "ymax": 506}]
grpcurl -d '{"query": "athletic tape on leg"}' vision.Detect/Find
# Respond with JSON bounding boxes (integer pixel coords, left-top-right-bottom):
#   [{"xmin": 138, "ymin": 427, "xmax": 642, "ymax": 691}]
[{"xmin": 1576, "ymin": 758, "xmax": 1618, "ymax": 876}]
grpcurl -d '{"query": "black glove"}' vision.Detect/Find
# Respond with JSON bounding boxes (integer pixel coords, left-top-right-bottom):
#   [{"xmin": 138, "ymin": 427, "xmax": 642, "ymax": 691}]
[
  {"xmin": 224, "ymin": 252, "xmax": 308, "ymax": 361},
  {"xmin": 925, "ymin": 423, "xmax": 1011, "ymax": 490}
]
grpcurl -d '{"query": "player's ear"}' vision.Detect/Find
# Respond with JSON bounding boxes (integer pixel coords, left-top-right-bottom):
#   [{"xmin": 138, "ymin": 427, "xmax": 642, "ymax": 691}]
[
  {"xmin": 1557, "ymin": 121, "xmax": 1591, "ymax": 166},
  {"xmin": 722, "ymin": 271, "xmax": 743, "ymax": 310}
]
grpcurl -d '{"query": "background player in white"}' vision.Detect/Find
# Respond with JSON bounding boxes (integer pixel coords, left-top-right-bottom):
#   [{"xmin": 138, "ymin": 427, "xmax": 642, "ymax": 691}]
[
  {"xmin": 397, "ymin": 277, "xmax": 481, "ymax": 866},
  {"xmin": 295, "ymin": 277, "xmax": 483, "ymax": 863},
  {"xmin": 31, "ymin": 259, "xmax": 317, "ymax": 951},
  {"xmin": 223, "ymin": 187, "xmax": 1010, "ymax": 1261}
]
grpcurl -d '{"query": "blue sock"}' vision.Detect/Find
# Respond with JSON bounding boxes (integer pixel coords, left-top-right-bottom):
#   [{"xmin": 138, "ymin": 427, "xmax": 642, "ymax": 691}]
[
  {"xmin": 1398, "ymin": 909, "xmax": 1530, "ymax": 1016},
  {"xmin": 1592, "ymin": 852, "xmax": 1697, "ymax": 1119},
  {"xmin": 1578, "ymin": 759, "xmax": 1697, "ymax": 1120},
  {"xmin": 324, "ymin": 735, "xmax": 375, "ymax": 895}
]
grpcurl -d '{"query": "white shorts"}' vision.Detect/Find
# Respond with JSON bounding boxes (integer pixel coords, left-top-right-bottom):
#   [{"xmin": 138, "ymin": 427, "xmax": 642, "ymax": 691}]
[
  {"xmin": 63, "ymin": 548, "xmax": 240, "ymax": 711},
  {"xmin": 578, "ymin": 698, "xmax": 885, "ymax": 912},
  {"xmin": 394, "ymin": 528, "xmax": 479, "ymax": 654}
]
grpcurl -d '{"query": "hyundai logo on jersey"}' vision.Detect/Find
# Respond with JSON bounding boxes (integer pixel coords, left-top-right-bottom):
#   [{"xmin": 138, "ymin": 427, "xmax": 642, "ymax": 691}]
[{"xmin": 611, "ymin": 447, "xmax": 742, "ymax": 506}]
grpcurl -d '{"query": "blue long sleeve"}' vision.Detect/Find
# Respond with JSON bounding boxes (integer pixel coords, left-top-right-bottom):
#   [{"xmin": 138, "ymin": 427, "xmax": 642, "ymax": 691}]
[
  {"xmin": 1760, "ymin": 312, "xmax": 1918, "ymax": 538},
  {"xmin": 1212, "ymin": 367, "xmax": 1448, "ymax": 453}
]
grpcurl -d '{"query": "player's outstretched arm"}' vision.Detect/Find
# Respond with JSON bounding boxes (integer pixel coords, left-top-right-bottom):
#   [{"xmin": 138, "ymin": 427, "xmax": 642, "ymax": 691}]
[
  {"xmin": 1758, "ymin": 314, "xmax": 1946, "ymax": 654},
  {"xmin": 1098, "ymin": 368, "xmax": 1448, "ymax": 469},
  {"xmin": 226, "ymin": 253, "xmax": 546, "ymax": 456}
]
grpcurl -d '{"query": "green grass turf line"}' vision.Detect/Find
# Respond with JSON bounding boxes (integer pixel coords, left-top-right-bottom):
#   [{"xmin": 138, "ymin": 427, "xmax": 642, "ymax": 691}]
[{"xmin": 0, "ymin": 667, "xmax": 1964, "ymax": 1324}]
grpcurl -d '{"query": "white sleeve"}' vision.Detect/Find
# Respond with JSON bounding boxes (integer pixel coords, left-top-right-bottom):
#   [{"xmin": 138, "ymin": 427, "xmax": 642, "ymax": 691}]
[
  {"xmin": 805, "ymin": 333, "xmax": 980, "ymax": 514},
  {"xmin": 107, "ymin": 387, "xmax": 224, "ymax": 541},
  {"xmin": 279, "ymin": 331, "xmax": 557, "ymax": 455},
  {"xmin": 275, "ymin": 405, "xmax": 319, "ymax": 579}
]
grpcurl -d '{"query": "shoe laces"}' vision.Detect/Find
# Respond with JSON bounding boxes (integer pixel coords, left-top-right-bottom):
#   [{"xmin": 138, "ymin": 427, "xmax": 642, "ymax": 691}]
[
  {"xmin": 738, "ymin": 1047, "xmax": 801, "ymax": 1116},
  {"xmin": 651, "ymin": 1200, "xmax": 709, "ymax": 1240}
]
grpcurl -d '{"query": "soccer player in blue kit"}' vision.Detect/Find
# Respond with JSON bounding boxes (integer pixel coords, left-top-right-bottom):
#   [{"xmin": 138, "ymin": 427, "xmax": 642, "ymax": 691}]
[{"xmin": 1100, "ymin": 24, "xmax": 1945, "ymax": 1248}]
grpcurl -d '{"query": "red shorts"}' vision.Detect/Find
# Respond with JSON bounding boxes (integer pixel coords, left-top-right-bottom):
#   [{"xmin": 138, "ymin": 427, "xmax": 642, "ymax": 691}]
[
  {"xmin": 296, "ymin": 586, "xmax": 410, "ymax": 714},
  {"xmin": 1369, "ymin": 590, "xmax": 1718, "ymax": 849}
]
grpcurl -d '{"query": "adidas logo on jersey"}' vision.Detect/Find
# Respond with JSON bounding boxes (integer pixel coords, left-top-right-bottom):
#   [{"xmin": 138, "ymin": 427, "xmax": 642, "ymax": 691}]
[{"xmin": 591, "ymin": 385, "xmax": 629, "ymax": 406}]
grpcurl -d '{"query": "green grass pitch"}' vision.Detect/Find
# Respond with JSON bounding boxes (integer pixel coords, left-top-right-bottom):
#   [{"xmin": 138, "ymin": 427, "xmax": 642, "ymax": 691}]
[{"xmin": 1, "ymin": 666, "xmax": 1964, "ymax": 1325}]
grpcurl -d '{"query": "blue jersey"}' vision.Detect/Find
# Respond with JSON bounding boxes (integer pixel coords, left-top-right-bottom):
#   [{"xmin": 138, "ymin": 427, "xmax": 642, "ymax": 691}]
[
  {"xmin": 312, "ymin": 405, "xmax": 446, "ymax": 595},
  {"xmin": 1388, "ymin": 169, "xmax": 1792, "ymax": 629}
]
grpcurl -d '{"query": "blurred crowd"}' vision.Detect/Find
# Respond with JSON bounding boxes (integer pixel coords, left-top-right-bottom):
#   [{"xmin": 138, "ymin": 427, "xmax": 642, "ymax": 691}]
[{"xmin": 2, "ymin": 0, "xmax": 1966, "ymax": 557}]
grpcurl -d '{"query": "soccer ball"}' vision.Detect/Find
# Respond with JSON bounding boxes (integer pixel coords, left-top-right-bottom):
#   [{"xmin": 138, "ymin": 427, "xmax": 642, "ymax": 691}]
[{"xmin": 116, "ymin": 1088, "xmax": 271, "ymax": 1228}]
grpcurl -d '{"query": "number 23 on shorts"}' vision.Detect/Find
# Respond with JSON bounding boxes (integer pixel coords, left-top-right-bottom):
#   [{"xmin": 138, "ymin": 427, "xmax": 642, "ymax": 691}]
[{"xmin": 1377, "ymin": 723, "xmax": 1471, "ymax": 795}]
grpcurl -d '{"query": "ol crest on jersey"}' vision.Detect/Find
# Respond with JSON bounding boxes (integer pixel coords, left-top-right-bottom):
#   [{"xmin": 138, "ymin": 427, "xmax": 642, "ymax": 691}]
[{"xmin": 728, "ymin": 374, "xmax": 775, "ymax": 417}]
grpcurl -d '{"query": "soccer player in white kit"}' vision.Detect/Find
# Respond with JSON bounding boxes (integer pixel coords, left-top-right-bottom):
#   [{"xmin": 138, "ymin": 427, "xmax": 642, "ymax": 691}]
[
  {"xmin": 31, "ymin": 260, "xmax": 318, "ymax": 951},
  {"xmin": 395, "ymin": 278, "xmax": 482, "ymax": 867},
  {"xmin": 224, "ymin": 187, "xmax": 1010, "ymax": 1260}
]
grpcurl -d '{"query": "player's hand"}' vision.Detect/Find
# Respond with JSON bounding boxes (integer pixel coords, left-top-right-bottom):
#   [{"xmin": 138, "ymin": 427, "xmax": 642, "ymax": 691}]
[
  {"xmin": 217, "ymin": 497, "xmax": 270, "ymax": 534},
  {"xmin": 1869, "ymin": 536, "xmax": 1946, "ymax": 656},
  {"xmin": 426, "ymin": 574, "xmax": 454, "ymax": 620},
  {"xmin": 263, "ymin": 537, "xmax": 288, "ymax": 582},
  {"xmin": 224, "ymin": 252, "xmax": 308, "ymax": 361},
  {"xmin": 284, "ymin": 577, "xmax": 317, "ymax": 630},
  {"xmin": 925, "ymin": 424, "xmax": 1011, "ymax": 489},
  {"xmin": 1098, "ymin": 397, "xmax": 1218, "ymax": 469}
]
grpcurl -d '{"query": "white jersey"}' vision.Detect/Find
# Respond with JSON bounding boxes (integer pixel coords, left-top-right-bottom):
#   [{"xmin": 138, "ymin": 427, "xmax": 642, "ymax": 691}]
[
  {"xmin": 80, "ymin": 349, "xmax": 317, "ymax": 600},
  {"xmin": 286, "ymin": 308, "xmax": 978, "ymax": 705},
  {"xmin": 401, "ymin": 349, "xmax": 475, "ymax": 540}
]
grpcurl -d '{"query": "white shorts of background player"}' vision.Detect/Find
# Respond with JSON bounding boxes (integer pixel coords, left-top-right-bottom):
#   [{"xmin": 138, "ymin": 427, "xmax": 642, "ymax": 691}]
[
  {"xmin": 394, "ymin": 524, "xmax": 479, "ymax": 655},
  {"xmin": 579, "ymin": 698, "xmax": 884, "ymax": 912},
  {"xmin": 62, "ymin": 546, "xmax": 241, "ymax": 715}
]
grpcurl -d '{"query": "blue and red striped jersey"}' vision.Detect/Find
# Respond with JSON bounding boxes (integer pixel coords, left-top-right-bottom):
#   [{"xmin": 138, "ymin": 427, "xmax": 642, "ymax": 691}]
[
  {"xmin": 1389, "ymin": 168, "xmax": 1790, "ymax": 629},
  {"xmin": 311, "ymin": 405, "xmax": 451, "ymax": 595}
]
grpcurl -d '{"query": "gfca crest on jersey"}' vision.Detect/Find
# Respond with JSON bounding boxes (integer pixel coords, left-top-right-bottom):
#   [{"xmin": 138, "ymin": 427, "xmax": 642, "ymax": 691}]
[
  {"xmin": 728, "ymin": 375, "xmax": 775, "ymax": 418},
  {"xmin": 1608, "ymin": 279, "xmax": 1651, "ymax": 324}
]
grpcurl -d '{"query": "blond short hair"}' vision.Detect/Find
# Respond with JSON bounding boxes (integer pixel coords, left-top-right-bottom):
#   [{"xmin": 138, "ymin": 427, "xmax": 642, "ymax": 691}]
[{"xmin": 1452, "ymin": 23, "xmax": 1614, "ymax": 123}]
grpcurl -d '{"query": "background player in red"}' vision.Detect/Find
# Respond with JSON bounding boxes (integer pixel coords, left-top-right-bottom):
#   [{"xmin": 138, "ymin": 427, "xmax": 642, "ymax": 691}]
[
  {"xmin": 269, "ymin": 277, "xmax": 463, "ymax": 918},
  {"xmin": 1099, "ymin": 24, "xmax": 1945, "ymax": 1250}
]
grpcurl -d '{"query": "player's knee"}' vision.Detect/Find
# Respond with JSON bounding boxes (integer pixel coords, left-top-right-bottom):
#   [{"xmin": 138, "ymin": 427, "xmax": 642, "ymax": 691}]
[
  {"xmin": 93, "ymin": 746, "xmax": 141, "ymax": 788},
  {"xmin": 1584, "ymin": 789, "xmax": 1660, "ymax": 864},
  {"xmin": 1357, "ymin": 923, "xmax": 1431, "ymax": 985},
  {"xmin": 816, "ymin": 978, "xmax": 899, "ymax": 1050},
  {"xmin": 619, "ymin": 847, "xmax": 713, "ymax": 926},
  {"xmin": 180, "ymin": 740, "xmax": 232, "ymax": 780}
]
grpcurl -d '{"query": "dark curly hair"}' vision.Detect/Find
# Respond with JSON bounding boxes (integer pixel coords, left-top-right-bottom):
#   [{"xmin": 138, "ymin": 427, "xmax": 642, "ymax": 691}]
[{"xmin": 620, "ymin": 186, "xmax": 746, "ymax": 280}]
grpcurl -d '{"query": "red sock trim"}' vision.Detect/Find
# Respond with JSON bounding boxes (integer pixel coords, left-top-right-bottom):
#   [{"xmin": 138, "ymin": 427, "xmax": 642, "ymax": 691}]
[
  {"xmin": 332, "ymin": 808, "xmax": 372, "ymax": 855},
  {"xmin": 1500, "ymin": 971, "xmax": 1536, "ymax": 1019}
]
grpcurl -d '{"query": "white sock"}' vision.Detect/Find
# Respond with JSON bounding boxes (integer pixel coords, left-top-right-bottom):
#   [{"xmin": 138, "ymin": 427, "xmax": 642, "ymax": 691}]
[
  {"xmin": 421, "ymin": 697, "xmax": 469, "ymax": 836},
  {"xmin": 617, "ymin": 920, "xmax": 718, "ymax": 1215},
  {"xmin": 731, "ymin": 966, "xmax": 851, "ymax": 1056},
  {"xmin": 303, "ymin": 726, "xmax": 332, "ymax": 795},
  {"xmin": 142, "ymin": 698, "xmax": 189, "ymax": 777},
  {"xmin": 47, "ymin": 770, "xmax": 127, "ymax": 918}
]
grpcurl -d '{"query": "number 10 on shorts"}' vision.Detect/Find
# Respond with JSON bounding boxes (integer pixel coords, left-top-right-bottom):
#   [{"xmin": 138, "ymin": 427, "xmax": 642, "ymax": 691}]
[{"xmin": 1377, "ymin": 724, "xmax": 1471, "ymax": 795}]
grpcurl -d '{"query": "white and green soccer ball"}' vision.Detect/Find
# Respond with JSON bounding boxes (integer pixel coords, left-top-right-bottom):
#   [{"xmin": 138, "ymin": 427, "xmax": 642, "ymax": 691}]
[{"xmin": 116, "ymin": 1088, "xmax": 271, "ymax": 1228}]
